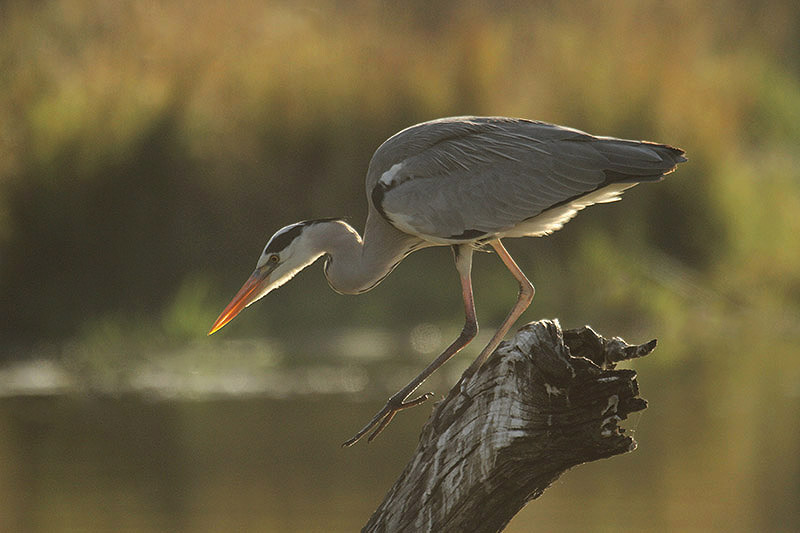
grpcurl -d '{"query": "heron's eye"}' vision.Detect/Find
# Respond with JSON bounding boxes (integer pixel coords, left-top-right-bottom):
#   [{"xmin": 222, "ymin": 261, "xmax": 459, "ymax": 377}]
[{"xmin": 268, "ymin": 254, "xmax": 279, "ymax": 264}]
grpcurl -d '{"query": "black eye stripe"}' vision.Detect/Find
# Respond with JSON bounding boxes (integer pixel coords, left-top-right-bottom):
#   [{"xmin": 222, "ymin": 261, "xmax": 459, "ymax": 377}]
[
  {"xmin": 263, "ymin": 218, "xmax": 341, "ymax": 255},
  {"xmin": 264, "ymin": 224, "xmax": 304, "ymax": 255}
]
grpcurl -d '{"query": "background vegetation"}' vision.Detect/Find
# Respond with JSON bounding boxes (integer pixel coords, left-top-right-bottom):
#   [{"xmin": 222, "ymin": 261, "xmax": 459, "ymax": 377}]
[{"xmin": 1, "ymin": 0, "xmax": 798, "ymax": 531}]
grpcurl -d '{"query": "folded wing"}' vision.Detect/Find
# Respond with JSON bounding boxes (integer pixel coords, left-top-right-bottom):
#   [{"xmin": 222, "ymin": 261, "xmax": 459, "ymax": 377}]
[{"xmin": 369, "ymin": 117, "xmax": 686, "ymax": 242}]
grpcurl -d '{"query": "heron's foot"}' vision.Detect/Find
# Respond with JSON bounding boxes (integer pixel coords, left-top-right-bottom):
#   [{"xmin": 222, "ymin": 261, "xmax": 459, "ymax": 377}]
[{"xmin": 341, "ymin": 392, "xmax": 434, "ymax": 447}]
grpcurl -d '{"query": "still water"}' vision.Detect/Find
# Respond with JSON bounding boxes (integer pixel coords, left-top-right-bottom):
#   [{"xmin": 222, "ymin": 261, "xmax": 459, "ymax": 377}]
[{"xmin": 1, "ymin": 344, "xmax": 798, "ymax": 532}]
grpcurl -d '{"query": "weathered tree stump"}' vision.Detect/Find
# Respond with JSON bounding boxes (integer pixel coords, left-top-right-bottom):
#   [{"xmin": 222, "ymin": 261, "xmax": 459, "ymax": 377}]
[{"xmin": 363, "ymin": 319, "xmax": 654, "ymax": 533}]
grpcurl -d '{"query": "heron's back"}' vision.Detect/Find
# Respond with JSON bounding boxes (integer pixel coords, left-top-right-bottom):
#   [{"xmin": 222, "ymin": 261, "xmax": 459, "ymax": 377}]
[{"xmin": 366, "ymin": 116, "xmax": 685, "ymax": 243}]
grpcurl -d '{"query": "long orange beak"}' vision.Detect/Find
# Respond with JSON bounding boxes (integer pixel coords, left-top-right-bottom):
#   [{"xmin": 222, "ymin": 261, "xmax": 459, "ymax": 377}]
[{"xmin": 208, "ymin": 268, "xmax": 271, "ymax": 335}]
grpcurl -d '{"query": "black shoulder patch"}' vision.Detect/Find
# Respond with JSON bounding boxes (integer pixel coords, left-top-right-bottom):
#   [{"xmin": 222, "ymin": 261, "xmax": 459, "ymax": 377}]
[
  {"xmin": 448, "ymin": 229, "xmax": 487, "ymax": 240},
  {"xmin": 371, "ymin": 181, "xmax": 390, "ymax": 219}
]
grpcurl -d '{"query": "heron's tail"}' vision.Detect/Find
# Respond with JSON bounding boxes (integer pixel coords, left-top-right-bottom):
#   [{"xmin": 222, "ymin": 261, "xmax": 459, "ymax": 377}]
[{"xmin": 594, "ymin": 138, "xmax": 687, "ymax": 184}]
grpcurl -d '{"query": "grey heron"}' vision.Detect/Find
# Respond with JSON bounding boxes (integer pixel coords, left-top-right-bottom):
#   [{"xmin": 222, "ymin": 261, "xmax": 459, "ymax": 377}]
[{"xmin": 208, "ymin": 116, "xmax": 686, "ymax": 446}]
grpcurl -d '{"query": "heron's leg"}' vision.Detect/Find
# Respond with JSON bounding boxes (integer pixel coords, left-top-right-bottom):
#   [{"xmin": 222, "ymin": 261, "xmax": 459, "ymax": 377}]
[
  {"xmin": 342, "ymin": 244, "xmax": 478, "ymax": 447},
  {"xmin": 464, "ymin": 239, "xmax": 534, "ymax": 376}
]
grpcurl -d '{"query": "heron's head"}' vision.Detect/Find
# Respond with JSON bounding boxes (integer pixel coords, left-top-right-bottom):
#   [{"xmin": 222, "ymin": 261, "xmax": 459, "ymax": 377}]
[{"xmin": 208, "ymin": 221, "xmax": 329, "ymax": 335}]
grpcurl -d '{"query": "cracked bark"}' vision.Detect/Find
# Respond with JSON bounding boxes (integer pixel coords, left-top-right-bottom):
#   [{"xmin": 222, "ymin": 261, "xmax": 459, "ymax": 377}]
[{"xmin": 362, "ymin": 319, "xmax": 654, "ymax": 533}]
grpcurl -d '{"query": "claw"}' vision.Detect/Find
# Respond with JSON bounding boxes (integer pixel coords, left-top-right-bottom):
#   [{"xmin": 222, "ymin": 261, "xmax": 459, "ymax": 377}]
[
  {"xmin": 342, "ymin": 392, "xmax": 434, "ymax": 447},
  {"xmin": 400, "ymin": 392, "xmax": 435, "ymax": 409},
  {"xmin": 367, "ymin": 410, "xmax": 396, "ymax": 443}
]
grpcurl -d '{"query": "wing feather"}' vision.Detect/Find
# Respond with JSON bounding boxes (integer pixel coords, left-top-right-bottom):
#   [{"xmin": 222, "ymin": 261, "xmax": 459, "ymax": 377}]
[{"xmin": 368, "ymin": 117, "xmax": 686, "ymax": 242}]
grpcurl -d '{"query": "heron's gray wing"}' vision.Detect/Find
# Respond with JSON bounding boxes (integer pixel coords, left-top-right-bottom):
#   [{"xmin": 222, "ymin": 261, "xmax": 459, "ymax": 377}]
[{"xmin": 369, "ymin": 117, "xmax": 685, "ymax": 241}]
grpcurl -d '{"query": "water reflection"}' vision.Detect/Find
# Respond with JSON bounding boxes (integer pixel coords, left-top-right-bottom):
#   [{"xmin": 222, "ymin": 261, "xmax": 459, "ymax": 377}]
[
  {"xmin": 0, "ymin": 341, "xmax": 798, "ymax": 532},
  {"xmin": 0, "ymin": 395, "xmax": 429, "ymax": 532}
]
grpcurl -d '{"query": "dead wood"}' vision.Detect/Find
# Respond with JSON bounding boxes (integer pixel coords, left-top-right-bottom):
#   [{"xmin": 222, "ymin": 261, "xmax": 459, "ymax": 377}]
[{"xmin": 363, "ymin": 319, "xmax": 653, "ymax": 533}]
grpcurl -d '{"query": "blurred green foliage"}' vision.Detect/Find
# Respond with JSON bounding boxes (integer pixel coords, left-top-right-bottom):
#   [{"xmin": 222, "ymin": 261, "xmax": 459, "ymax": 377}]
[
  {"xmin": 1, "ymin": 3, "xmax": 800, "ymax": 530},
  {"xmin": 1, "ymin": 0, "xmax": 799, "ymax": 359}
]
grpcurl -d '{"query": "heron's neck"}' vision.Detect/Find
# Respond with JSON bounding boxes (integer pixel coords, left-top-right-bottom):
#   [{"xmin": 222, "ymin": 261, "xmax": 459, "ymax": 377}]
[{"xmin": 316, "ymin": 217, "xmax": 423, "ymax": 294}]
